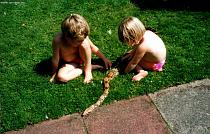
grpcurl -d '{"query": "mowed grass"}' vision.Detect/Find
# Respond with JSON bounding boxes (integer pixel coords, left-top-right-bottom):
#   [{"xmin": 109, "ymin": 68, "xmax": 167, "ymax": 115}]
[{"xmin": 0, "ymin": 0, "xmax": 209, "ymax": 133}]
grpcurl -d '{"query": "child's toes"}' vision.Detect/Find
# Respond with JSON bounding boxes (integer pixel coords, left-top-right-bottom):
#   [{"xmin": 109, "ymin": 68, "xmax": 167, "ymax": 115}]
[
  {"xmin": 132, "ymin": 75, "xmax": 143, "ymax": 81},
  {"xmin": 132, "ymin": 71, "xmax": 148, "ymax": 81}
]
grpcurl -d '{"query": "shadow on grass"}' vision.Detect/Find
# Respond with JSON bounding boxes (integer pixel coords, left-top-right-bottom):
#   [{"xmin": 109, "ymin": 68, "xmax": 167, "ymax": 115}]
[
  {"xmin": 33, "ymin": 57, "xmax": 52, "ymax": 76},
  {"xmin": 112, "ymin": 53, "xmax": 131, "ymax": 75},
  {"xmin": 33, "ymin": 57, "xmax": 109, "ymax": 76},
  {"xmin": 131, "ymin": 0, "xmax": 209, "ymax": 11}
]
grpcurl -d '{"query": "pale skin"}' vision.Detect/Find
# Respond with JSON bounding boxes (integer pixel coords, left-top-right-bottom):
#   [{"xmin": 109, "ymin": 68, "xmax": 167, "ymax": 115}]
[
  {"xmin": 123, "ymin": 30, "xmax": 166, "ymax": 81},
  {"xmin": 50, "ymin": 33, "xmax": 112, "ymax": 83}
]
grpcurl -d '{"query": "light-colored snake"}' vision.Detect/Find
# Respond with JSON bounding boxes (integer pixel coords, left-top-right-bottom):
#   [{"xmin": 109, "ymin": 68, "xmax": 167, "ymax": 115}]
[
  {"xmin": 82, "ymin": 68, "xmax": 119, "ymax": 116},
  {"xmin": 82, "ymin": 52, "xmax": 131, "ymax": 116}
]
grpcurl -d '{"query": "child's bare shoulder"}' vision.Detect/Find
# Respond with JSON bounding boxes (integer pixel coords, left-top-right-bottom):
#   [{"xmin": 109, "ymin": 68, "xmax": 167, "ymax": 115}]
[
  {"xmin": 80, "ymin": 36, "xmax": 91, "ymax": 48},
  {"xmin": 53, "ymin": 32, "xmax": 63, "ymax": 45},
  {"xmin": 145, "ymin": 30, "xmax": 156, "ymax": 37}
]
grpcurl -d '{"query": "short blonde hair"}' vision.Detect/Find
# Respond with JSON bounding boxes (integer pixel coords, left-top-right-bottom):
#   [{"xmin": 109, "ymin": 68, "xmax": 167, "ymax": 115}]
[
  {"xmin": 118, "ymin": 16, "xmax": 146, "ymax": 44},
  {"xmin": 61, "ymin": 14, "xmax": 90, "ymax": 41}
]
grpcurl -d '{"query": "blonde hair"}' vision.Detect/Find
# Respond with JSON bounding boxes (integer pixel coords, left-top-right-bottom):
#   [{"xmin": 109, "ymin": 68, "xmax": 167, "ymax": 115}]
[
  {"xmin": 61, "ymin": 14, "xmax": 90, "ymax": 41},
  {"xmin": 118, "ymin": 16, "xmax": 146, "ymax": 44}
]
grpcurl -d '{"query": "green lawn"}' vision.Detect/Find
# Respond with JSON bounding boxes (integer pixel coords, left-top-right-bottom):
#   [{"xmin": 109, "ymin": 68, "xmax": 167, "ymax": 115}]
[{"xmin": 0, "ymin": 0, "xmax": 209, "ymax": 133}]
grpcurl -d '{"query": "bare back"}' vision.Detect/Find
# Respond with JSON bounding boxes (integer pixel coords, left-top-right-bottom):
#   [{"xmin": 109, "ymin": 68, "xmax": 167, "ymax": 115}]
[{"xmin": 139, "ymin": 30, "xmax": 166, "ymax": 63}]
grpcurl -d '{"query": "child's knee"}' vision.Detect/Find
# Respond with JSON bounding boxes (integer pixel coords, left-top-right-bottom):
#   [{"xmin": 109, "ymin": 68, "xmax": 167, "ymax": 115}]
[
  {"xmin": 56, "ymin": 74, "xmax": 68, "ymax": 83},
  {"xmin": 57, "ymin": 69, "xmax": 83, "ymax": 83}
]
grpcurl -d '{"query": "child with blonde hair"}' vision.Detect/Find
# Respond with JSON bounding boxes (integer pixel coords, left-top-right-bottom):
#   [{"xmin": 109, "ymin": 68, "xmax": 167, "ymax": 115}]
[
  {"xmin": 118, "ymin": 16, "xmax": 166, "ymax": 81},
  {"xmin": 50, "ymin": 14, "xmax": 112, "ymax": 83}
]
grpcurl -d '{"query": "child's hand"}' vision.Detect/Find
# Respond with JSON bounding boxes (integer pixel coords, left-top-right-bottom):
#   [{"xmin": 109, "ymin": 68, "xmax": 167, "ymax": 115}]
[
  {"xmin": 49, "ymin": 73, "xmax": 56, "ymax": 83},
  {"xmin": 84, "ymin": 74, "xmax": 93, "ymax": 84},
  {"xmin": 103, "ymin": 58, "xmax": 112, "ymax": 69}
]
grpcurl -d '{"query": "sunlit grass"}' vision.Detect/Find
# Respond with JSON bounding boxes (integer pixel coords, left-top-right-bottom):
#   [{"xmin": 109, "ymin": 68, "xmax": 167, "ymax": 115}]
[{"xmin": 0, "ymin": 0, "xmax": 209, "ymax": 133}]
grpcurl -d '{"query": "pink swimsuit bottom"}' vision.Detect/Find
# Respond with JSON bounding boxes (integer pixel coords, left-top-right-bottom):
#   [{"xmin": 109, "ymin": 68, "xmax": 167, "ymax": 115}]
[{"xmin": 140, "ymin": 59, "xmax": 165, "ymax": 71}]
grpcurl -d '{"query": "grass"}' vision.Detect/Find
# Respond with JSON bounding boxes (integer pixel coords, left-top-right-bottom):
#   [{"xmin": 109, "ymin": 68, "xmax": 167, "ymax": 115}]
[{"xmin": 0, "ymin": 0, "xmax": 209, "ymax": 133}]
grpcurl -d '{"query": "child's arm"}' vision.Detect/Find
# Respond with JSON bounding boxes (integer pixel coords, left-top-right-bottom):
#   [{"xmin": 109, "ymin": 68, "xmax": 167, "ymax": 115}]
[
  {"xmin": 124, "ymin": 46, "xmax": 146, "ymax": 73},
  {"xmin": 88, "ymin": 37, "xmax": 112, "ymax": 69},
  {"xmin": 50, "ymin": 38, "xmax": 60, "ymax": 82},
  {"xmin": 80, "ymin": 42, "xmax": 93, "ymax": 83}
]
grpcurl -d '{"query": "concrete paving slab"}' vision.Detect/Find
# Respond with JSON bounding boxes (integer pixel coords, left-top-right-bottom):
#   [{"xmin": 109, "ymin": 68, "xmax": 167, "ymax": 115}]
[
  {"xmin": 83, "ymin": 95, "xmax": 171, "ymax": 134},
  {"xmin": 6, "ymin": 113, "xmax": 86, "ymax": 134},
  {"xmin": 149, "ymin": 79, "xmax": 210, "ymax": 134},
  {"xmin": 5, "ymin": 79, "xmax": 209, "ymax": 134}
]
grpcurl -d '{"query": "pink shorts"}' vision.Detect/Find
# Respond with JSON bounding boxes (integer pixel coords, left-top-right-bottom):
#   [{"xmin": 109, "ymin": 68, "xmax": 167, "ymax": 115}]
[{"xmin": 140, "ymin": 60, "xmax": 165, "ymax": 71}]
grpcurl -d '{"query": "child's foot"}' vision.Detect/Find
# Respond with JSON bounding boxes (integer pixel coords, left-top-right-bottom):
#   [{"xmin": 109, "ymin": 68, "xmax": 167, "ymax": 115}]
[
  {"xmin": 132, "ymin": 70, "xmax": 148, "ymax": 81},
  {"xmin": 92, "ymin": 65, "xmax": 103, "ymax": 70}
]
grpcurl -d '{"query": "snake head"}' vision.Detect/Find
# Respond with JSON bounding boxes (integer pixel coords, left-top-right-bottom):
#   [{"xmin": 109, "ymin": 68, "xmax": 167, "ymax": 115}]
[{"xmin": 109, "ymin": 68, "xmax": 119, "ymax": 77}]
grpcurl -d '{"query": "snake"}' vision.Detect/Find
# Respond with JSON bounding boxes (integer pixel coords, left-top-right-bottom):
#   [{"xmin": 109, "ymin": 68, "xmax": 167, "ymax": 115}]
[
  {"xmin": 82, "ymin": 53, "xmax": 130, "ymax": 116},
  {"xmin": 82, "ymin": 68, "xmax": 119, "ymax": 116}
]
